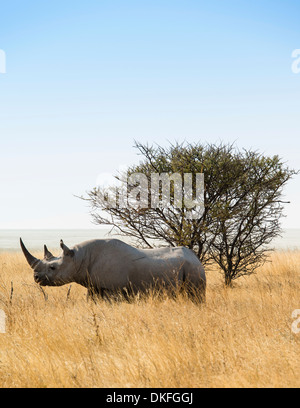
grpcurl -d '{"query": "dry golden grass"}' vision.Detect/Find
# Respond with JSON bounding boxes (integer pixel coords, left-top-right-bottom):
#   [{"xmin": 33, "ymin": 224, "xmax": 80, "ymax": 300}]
[{"xmin": 0, "ymin": 250, "xmax": 300, "ymax": 388}]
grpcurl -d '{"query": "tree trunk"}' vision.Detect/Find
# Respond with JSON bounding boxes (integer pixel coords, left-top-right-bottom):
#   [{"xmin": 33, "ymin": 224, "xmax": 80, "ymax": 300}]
[{"xmin": 224, "ymin": 274, "xmax": 233, "ymax": 287}]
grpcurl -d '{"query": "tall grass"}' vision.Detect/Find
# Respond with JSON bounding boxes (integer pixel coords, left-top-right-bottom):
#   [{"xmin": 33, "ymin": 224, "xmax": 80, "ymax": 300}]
[{"xmin": 0, "ymin": 250, "xmax": 300, "ymax": 388}]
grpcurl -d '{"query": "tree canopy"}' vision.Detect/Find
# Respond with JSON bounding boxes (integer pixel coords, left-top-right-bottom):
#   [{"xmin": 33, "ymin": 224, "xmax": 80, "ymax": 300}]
[{"xmin": 84, "ymin": 141, "xmax": 298, "ymax": 285}]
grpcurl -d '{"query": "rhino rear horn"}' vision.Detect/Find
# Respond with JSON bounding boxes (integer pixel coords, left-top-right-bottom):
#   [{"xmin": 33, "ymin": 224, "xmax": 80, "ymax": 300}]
[
  {"xmin": 44, "ymin": 245, "xmax": 54, "ymax": 260},
  {"xmin": 60, "ymin": 240, "xmax": 74, "ymax": 257},
  {"xmin": 20, "ymin": 238, "xmax": 40, "ymax": 268}
]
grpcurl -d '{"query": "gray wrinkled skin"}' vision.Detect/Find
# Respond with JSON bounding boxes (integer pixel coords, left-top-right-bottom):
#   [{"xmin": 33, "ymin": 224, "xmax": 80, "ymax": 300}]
[{"xmin": 20, "ymin": 238, "xmax": 206, "ymax": 301}]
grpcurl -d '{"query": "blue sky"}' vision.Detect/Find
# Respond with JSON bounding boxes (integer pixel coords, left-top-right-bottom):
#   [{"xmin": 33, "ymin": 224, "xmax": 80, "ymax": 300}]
[{"xmin": 0, "ymin": 0, "xmax": 299, "ymax": 229}]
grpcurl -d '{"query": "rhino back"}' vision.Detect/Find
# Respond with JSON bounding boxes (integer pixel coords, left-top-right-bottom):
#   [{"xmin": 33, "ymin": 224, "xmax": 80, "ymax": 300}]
[{"xmin": 84, "ymin": 240, "xmax": 204, "ymax": 290}]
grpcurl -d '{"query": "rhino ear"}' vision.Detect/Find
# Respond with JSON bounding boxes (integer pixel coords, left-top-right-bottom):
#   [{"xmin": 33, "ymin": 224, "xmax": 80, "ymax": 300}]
[
  {"xmin": 44, "ymin": 245, "xmax": 54, "ymax": 260},
  {"xmin": 60, "ymin": 240, "xmax": 74, "ymax": 258}
]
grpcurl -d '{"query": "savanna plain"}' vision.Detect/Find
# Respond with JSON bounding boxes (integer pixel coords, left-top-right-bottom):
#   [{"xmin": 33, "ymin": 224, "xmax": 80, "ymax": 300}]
[{"xmin": 0, "ymin": 250, "xmax": 300, "ymax": 388}]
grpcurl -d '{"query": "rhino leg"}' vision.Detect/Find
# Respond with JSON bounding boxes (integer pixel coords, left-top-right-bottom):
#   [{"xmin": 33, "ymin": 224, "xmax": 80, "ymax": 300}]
[
  {"xmin": 182, "ymin": 279, "xmax": 206, "ymax": 303},
  {"xmin": 87, "ymin": 286, "xmax": 105, "ymax": 302}
]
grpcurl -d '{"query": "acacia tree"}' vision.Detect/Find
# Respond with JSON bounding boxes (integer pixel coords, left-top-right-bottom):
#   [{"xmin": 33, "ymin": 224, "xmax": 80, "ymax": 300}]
[
  {"xmin": 207, "ymin": 151, "xmax": 297, "ymax": 285},
  {"xmin": 84, "ymin": 141, "xmax": 297, "ymax": 286}
]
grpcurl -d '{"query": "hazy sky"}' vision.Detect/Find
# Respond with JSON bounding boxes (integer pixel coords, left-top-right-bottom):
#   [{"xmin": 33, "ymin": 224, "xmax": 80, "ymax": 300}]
[{"xmin": 0, "ymin": 0, "xmax": 299, "ymax": 229}]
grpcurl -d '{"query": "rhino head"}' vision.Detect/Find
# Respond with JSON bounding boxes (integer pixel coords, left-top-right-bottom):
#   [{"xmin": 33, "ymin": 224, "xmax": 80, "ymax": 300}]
[{"xmin": 20, "ymin": 238, "xmax": 75, "ymax": 286}]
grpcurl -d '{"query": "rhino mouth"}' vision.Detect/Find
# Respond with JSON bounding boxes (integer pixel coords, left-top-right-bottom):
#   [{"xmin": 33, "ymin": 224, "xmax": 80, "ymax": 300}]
[
  {"xmin": 34, "ymin": 274, "xmax": 64, "ymax": 287},
  {"xmin": 34, "ymin": 275, "xmax": 48, "ymax": 286},
  {"xmin": 34, "ymin": 273, "xmax": 52, "ymax": 286}
]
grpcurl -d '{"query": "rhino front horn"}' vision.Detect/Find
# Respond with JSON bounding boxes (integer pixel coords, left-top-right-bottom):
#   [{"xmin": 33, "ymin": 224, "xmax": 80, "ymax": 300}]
[{"xmin": 20, "ymin": 238, "xmax": 40, "ymax": 268}]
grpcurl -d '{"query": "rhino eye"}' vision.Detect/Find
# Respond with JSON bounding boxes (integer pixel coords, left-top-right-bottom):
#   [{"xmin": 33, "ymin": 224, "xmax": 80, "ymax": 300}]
[{"xmin": 50, "ymin": 265, "xmax": 56, "ymax": 270}]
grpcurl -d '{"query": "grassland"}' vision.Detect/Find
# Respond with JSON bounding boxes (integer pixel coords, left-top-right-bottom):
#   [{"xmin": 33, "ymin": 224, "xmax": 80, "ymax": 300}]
[{"xmin": 0, "ymin": 250, "xmax": 300, "ymax": 388}]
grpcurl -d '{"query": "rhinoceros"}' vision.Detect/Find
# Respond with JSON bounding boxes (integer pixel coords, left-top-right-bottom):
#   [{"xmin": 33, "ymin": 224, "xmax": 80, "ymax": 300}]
[{"xmin": 20, "ymin": 238, "xmax": 206, "ymax": 301}]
